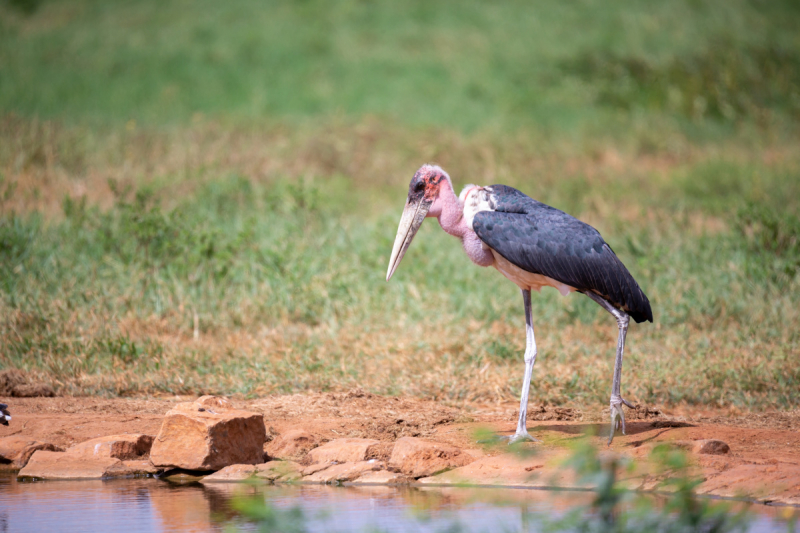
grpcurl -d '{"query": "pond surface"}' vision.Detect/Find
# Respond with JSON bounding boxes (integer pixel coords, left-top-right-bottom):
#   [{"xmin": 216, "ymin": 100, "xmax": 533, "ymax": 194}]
[{"xmin": 0, "ymin": 473, "xmax": 792, "ymax": 533}]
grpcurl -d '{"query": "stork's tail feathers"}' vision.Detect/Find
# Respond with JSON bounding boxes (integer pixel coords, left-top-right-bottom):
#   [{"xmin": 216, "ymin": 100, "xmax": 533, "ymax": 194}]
[
  {"xmin": 0, "ymin": 403, "xmax": 10, "ymax": 426},
  {"xmin": 622, "ymin": 285, "xmax": 653, "ymax": 324},
  {"xmin": 613, "ymin": 254, "xmax": 652, "ymax": 324},
  {"xmin": 593, "ymin": 249, "xmax": 653, "ymax": 324}
]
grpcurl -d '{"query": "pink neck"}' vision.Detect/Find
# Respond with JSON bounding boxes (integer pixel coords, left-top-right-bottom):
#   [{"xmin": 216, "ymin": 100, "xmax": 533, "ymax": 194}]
[
  {"xmin": 427, "ymin": 179, "xmax": 468, "ymax": 237},
  {"xmin": 427, "ymin": 178, "xmax": 494, "ymax": 268}
]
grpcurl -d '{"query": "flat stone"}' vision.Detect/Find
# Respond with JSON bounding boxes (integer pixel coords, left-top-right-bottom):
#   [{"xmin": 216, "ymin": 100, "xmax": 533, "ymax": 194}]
[
  {"xmin": 67, "ymin": 434, "xmax": 154, "ymax": 460},
  {"xmin": 150, "ymin": 396, "xmax": 266, "ymax": 471},
  {"xmin": 265, "ymin": 429, "xmax": 317, "ymax": 460},
  {"xmin": 306, "ymin": 438, "xmax": 380, "ymax": 465},
  {"xmin": 199, "ymin": 461, "xmax": 301, "ymax": 483},
  {"xmin": 254, "ymin": 461, "xmax": 301, "ymax": 482},
  {"xmin": 18, "ymin": 450, "xmax": 121, "ymax": 480},
  {"xmin": 303, "ymin": 460, "xmax": 383, "ymax": 484},
  {"xmin": 201, "ymin": 464, "xmax": 258, "ymax": 482},
  {"xmin": 0, "ymin": 436, "xmax": 63, "ymax": 469},
  {"xmin": 106, "ymin": 460, "xmax": 161, "ymax": 477},
  {"xmin": 352, "ymin": 469, "xmax": 411, "ymax": 485},
  {"xmin": 388, "ymin": 437, "xmax": 474, "ymax": 478}
]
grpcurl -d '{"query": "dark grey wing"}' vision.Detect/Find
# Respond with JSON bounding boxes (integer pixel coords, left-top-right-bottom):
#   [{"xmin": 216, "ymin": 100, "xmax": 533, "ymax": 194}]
[
  {"xmin": 474, "ymin": 185, "xmax": 653, "ymax": 323},
  {"xmin": 0, "ymin": 403, "xmax": 9, "ymax": 426}
]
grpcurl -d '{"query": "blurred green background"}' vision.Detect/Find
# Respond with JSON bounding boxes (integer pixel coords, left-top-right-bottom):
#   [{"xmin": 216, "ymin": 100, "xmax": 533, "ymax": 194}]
[
  {"xmin": 1, "ymin": 0, "xmax": 799, "ymax": 133},
  {"xmin": 0, "ymin": 0, "xmax": 798, "ymax": 410}
]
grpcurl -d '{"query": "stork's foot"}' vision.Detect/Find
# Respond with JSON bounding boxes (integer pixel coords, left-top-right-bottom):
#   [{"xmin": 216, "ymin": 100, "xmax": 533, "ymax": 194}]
[
  {"xmin": 608, "ymin": 395, "xmax": 635, "ymax": 445},
  {"xmin": 497, "ymin": 431, "xmax": 540, "ymax": 445},
  {"xmin": 506, "ymin": 431, "xmax": 540, "ymax": 445}
]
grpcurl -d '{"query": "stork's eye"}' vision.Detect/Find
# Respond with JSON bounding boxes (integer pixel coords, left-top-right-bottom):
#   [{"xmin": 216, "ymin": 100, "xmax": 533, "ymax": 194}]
[{"xmin": 415, "ymin": 181, "xmax": 425, "ymax": 192}]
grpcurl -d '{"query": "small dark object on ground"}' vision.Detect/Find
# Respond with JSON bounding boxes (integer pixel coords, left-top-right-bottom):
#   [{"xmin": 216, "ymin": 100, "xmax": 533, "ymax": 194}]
[{"xmin": 0, "ymin": 403, "xmax": 10, "ymax": 425}]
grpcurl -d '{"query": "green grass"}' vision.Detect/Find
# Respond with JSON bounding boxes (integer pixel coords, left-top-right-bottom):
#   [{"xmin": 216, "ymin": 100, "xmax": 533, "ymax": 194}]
[
  {"xmin": 1, "ymin": 118, "xmax": 798, "ymax": 407},
  {"xmin": 0, "ymin": 0, "xmax": 798, "ymax": 410}
]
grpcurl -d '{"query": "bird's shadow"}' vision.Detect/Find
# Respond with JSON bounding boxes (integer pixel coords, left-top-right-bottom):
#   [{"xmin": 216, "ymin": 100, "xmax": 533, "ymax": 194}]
[{"xmin": 529, "ymin": 420, "xmax": 695, "ymax": 440}]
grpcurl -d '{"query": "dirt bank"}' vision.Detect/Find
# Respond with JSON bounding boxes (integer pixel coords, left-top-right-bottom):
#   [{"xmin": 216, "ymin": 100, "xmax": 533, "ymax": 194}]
[{"xmin": 2, "ymin": 393, "xmax": 799, "ymax": 505}]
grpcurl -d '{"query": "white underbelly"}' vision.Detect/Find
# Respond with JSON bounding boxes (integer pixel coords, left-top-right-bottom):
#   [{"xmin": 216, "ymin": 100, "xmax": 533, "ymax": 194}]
[{"xmin": 490, "ymin": 249, "xmax": 576, "ymax": 296}]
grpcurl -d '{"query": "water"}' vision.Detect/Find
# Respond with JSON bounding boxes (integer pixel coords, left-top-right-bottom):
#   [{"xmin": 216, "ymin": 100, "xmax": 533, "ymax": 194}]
[{"xmin": 0, "ymin": 473, "xmax": 793, "ymax": 533}]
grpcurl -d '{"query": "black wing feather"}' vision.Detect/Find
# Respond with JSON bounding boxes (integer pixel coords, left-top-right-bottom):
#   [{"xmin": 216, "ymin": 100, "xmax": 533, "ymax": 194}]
[{"xmin": 473, "ymin": 185, "xmax": 653, "ymax": 323}]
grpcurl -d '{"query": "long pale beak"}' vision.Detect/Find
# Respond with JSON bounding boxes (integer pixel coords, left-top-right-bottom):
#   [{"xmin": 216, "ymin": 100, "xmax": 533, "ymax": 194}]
[{"xmin": 386, "ymin": 197, "xmax": 431, "ymax": 281}]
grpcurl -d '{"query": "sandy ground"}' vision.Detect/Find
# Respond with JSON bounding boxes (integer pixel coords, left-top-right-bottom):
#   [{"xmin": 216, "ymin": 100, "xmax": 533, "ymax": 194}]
[{"xmin": 2, "ymin": 392, "xmax": 799, "ymax": 506}]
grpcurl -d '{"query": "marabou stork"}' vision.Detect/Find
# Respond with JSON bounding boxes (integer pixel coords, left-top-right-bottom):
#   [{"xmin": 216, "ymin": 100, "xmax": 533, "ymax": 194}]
[
  {"xmin": 387, "ymin": 165, "xmax": 652, "ymax": 444},
  {"xmin": 0, "ymin": 403, "xmax": 10, "ymax": 426}
]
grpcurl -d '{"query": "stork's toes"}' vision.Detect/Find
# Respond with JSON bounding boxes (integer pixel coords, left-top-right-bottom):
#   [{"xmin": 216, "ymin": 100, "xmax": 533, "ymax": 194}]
[
  {"xmin": 607, "ymin": 395, "xmax": 634, "ymax": 445},
  {"xmin": 501, "ymin": 431, "xmax": 540, "ymax": 445}
]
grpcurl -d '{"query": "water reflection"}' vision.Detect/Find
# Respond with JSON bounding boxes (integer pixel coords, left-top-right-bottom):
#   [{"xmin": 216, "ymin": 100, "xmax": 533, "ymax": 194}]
[
  {"xmin": 204, "ymin": 482, "xmax": 580, "ymax": 533},
  {"xmin": 0, "ymin": 473, "xmax": 791, "ymax": 533}
]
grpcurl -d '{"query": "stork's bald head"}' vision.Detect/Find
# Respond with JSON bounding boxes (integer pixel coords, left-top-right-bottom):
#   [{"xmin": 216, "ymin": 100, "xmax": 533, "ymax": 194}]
[
  {"xmin": 387, "ymin": 164, "xmax": 453, "ymax": 282},
  {"xmin": 407, "ymin": 164, "xmax": 453, "ymax": 204}
]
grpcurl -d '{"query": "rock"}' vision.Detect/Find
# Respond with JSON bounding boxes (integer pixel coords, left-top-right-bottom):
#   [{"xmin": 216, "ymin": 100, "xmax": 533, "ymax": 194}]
[
  {"xmin": 255, "ymin": 461, "xmax": 302, "ymax": 482},
  {"xmin": 352, "ymin": 469, "xmax": 411, "ymax": 485},
  {"xmin": 106, "ymin": 460, "xmax": 161, "ymax": 477},
  {"xmin": 12, "ymin": 433, "xmax": 163, "ymax": 479},
  {"xmin": 364, "ymin": 441, "xmax": 394, "ymax": 462},
  {"xmin": 265, "ymin": 429, "xmax": 317, "ymax": 460},
  {"xmin": 0, "ymin": 436, "xmax": 63, "ymax": 469},
  {"xmin": 694, "ymin": 439, "xmax": 730, "ymax": 455},
  {"xmin": 68, "ymin": 434, "xmax": 154, "ymax": 460},
  {"xmin": 388, "ymin": 437, "xmax": 474, "ymax": 478},
  {"xmin": 201, "ymin": 461, "xmax": 302, "ymax": 483},
  {"xmin": 766, "ymin": 494, "xmax": 800, "ymax": 506},
  {"xmin": 301, "ymin": 462, "xmax": 332, "ymax": 476},
  {"xmin": 303, "ymin": 460, "xmax": 383, "ymax": 484},
  {"xmin": 671, "ymin": 439, "xmax": 730, "ymax": 456},
  {"xmin": 305, "ymin": 438, "xmax": 379, "ymax": 465},
  {"xmin": 201, "ymin": 464, "xmax": 258, "ymax": 482},
  {"xmin": 18, "ymin": 450, "xmax": 134, "ymax": 479},
  {"xmin": 195, "ymin": 395, "xmax": 234, "ymax": 409},
  {"xmin": 149, "ymin": 396, "xmax": 266, "ymax": 471}
]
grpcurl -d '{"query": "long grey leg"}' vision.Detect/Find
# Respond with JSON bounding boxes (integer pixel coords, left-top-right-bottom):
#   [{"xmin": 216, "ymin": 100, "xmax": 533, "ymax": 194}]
[
  {"xmin": 508, "ymin": 289, "xmax": 538, "ymax": 443},
  {"xmin": 585, "ymin": 292, "xmax": 633, "ymax": 444}
]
